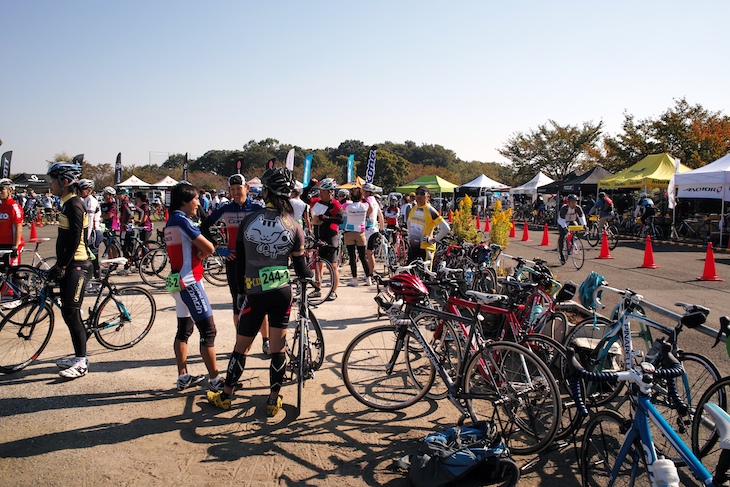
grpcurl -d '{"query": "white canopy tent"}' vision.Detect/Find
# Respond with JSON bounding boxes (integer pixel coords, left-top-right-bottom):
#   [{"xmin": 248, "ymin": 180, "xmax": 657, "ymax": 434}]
[
  {"xmin": 117, "ymin": 175, "xmax": 152, "ymax": 188},
  {"xmin": 460, "ymin": 174, "xmax": 510, "ymax": 191},
  {"xmin": 509, "ymin": 171, "xmax": 554, "ymax": 200},
  {"xmin": 674, "ymin": 153, "xmax": 730, "ymax": 243},
  {"xmin": 153, "ymin": 176, "xmax": 178, "ymax": 188}
]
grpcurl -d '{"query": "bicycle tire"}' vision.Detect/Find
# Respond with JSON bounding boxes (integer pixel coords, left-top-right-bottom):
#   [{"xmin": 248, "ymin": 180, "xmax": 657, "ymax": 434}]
[
  {"xmin": 307, "ymin": 257, "xmax": 334, "ymax": 306},
  {"xmin": 537, "ymin": 311, "xmax": 568, "ymax": 344},
  {"xmin": 563, "ymin": 316, "xmax": 625, "ymax": 406},
  {"xmin": 139, "ymin": 248, "xmax": 168, "ymax": 288},
  {"xmin": 34, "ymin": 255, "xmax": 57, "ymax": 271},
  {"xmin": 202, "ymin": 254, "xmax": 227, "ymax": 286},
  {"xmin": 93, "ymin": 286, "xmax": 156, "ymax": 350},
  {"xmin": 287, "ymin": 308, "xmax": 325, "ymax": 373},
  {"xmin": 473, "ymin": 267, "xmax": 499, "ymax": 294},
  {"xmin": 341, "ymin": 325, "xmax": 435, "ymax": 410},
  {"xmin": 518, "ymin": 334, "xmax": 583, "ymax": 441},
  {"xmin": 0, "ymin": 299, "xmax": 54, "ymax": 373},
  {"xmin": 607, "ymin": 225, "xmax": 620, "ymax": 250},
  {"xmin": 570, "ymin": 236, "xmax": 585, "ymax": 270},
  {"xmin": 586, "ymin": 223, "xmax": 600, "ymax": 247},
  {"xmin": 465, "ymin": 340, "xmax": 561, "ymax": 455},
  {"xmin": 100, "ymin": 239, "xmax": 123, "ymax": 261},
  {"xmin": 581, "ymin": 410, "xmax": 647, "ymax": 487},
  {"xmin": 698, "ymin": 221, "xmax": 719, "ymax": 243},
  {"xmin": 410, "ymin": 314, "xmax": 463, "ymax": 400},
  {"xmin": 297, "ymin": 315, "xmax": 305, "ymax": 412},
  {"xmin": 652, "ymin": 225, "xmax": 664, "ymax": 247},
  {"xmin": 651, "ymin": 351, "xmax": 721, "ymax": 465},
  {"xmin": 4, "ymin": 265, "xmax": 48, "ymax": 302},
  {"xmin": 692, "ymin": 376, "xmax": 730, "ymax": 470}
]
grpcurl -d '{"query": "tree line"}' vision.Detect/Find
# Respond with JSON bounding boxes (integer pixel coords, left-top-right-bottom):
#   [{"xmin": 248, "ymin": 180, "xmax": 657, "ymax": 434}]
[{"xmin": 45, "ymin": 97, "xmax": 730, "ymax": 193}]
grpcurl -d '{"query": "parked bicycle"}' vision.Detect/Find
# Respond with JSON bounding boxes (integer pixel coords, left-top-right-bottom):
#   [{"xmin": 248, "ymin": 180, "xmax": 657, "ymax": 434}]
[{"xmin": 670, "ymin": 215, "xmax": 719, "ymax": 243}]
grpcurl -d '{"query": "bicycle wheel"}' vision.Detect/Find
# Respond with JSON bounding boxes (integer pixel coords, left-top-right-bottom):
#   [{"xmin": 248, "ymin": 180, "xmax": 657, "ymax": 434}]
[
  {"xmin": 651, "ymin": 351, "xmax": 721, "ymax": 464},
  {"xmin": 297, "ymin": 316, "xmax": 305, "ymax": 412},
  {"xmin": 307, "ymin": 257, "xmax": 334, "ymax": 306},
  {"xmin": 586, "ymin": 223, "xmax": 600, "ymax": 247},
  {"xmin": 341, "ymin": 325, "xmax": 435, "ymax": 410},
  {"xmin": 4, "ymin": 265, "xmax": 47, "ymax": 301},
  {"xmin": 570, "ymin": 236, "xmax": 585, "ymax": 270},
  {"xmin": 202, "ymin": 254, "xmax": 227, "ymax": 286},
  {"xmin": 692, "ymin": 376, "xmax": 730, "ymax": 471},
  {"xmin": 651, "ymin": 225, "xmax": 664, "ymax": 247},
  {"xmin": 473, "ymin": 267, "xmax": 499, "ymax": 294},
  {"xmin": 607, "ymin": 225, "xmax": 620, "ymax": 250},
  {"xmin": 287, "ymin": 308, "xmax": 325, "ymax": 372},
  {"xmin": 581, "ymin": 410, "xmax": 647, "ymax": 487},
  {"xmin": 396, "ymin": 238, "xmax": 409, "ymax": 266},
  {"xmin": 34, "ymin": 255, "xmax": 57, "ymax": 271},
  {"xmin": 100, "ymin": 239, "xmax": 123, "ymax": 261},
  {"xmin": 563, "ymin": 316, "xmax": 625, "ymax": 406},
  {"xmin": 386, "ymin": 245, "xmax": 398, "ymax": 275},
  {"xmin": 93, "ymin": 286, "xmax": 156, "ymax": 350},
  {"xmin": 698, "ymin": 221, "xmax": 719, "ymax": 243},
  {"xmin": 139, "ymin": 248, "xmax": 168, "ymax": 289},
  {"xmin": 536, "ymin": 311, "xmax": 568, "ymax": 344},
  {"xmin": 465, "ymin": 341, "xmax": 561, "ymax": 455},
  {"xmin": 519, "ymin": 334, "xmax": 582, "ymax": 441},
  {"xmin": 0, "ymin": 299, "xmax": 54, "ymax": 373},
  {"xmin": 410, "ymin": 314, "xmax": 463, "ymax": 400}
]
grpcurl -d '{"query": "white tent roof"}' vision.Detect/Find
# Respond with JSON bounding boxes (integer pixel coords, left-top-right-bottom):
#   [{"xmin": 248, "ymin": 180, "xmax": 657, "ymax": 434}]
[
  {"xmin": 117, "ymin": 175, "xmax": 151, "ymax": 187},
  {"xmin": 153, "ymin": 176, "xmax": 178, "ymax": 187},
  {"xmin": 509, "ymin": 171, "xmax": 554, "ymax": 195},
  {"xmin": 247, "ymin": 177, "xmax": 262, "ymax": 187},
  {"xmin": 675, "ymin": 153, "xmax": 730, "ymax": 199},
  {"xmin": 460, "ymin": 174, "xmax": 510, "ymax": 191}
]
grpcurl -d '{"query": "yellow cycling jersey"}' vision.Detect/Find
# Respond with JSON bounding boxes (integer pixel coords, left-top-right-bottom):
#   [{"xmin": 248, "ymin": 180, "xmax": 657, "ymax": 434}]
[{"xmin": 407, "ymin": 204, "xmax": 443, "ymax": 251}]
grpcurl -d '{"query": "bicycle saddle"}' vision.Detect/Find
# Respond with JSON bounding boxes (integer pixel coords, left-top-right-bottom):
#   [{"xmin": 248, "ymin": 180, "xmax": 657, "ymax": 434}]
[{"xmin": 465, "ymin": 290, "xmax": 509, "ymax": 306}]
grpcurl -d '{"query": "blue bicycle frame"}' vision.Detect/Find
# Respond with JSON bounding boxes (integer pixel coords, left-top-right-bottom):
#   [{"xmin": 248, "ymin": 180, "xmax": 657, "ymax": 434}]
[{"xmin": 611, "ymin": 392, "xmax": 713, "ymax": 486}]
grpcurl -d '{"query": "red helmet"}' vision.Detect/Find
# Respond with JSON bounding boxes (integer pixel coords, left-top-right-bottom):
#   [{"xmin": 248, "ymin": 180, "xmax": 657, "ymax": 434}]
[{"xmin": 389, "ymin": 273, "xmax": 429, "ymax": 304}]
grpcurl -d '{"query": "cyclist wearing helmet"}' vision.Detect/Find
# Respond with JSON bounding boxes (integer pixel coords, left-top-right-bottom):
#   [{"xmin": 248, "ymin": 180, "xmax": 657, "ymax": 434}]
[
  {"xmin": 635, "ymin": 192, "xmax": 656, "ymax": 226},
  {"xmin": 557, "ymin": 194, "xmax": 587, "ymax": 264},
  {"xmin": 41, "ymin": 190, "xmax": 56, "ymax": 224},
  {"xmin": 589, "ymin": 191, "xmax": 615, "ymax": 233},
  {"xmin": 208, "ymin": 167, "xmax": 312, "ymax": 416},
  {"xmin": 165, "ymin": 181, "xmax": 223, "ymax": 393},
  {"xmin": 78, "ymin": 179, "xmax": 103, "ymax": 279},
  {"xmin": 362, "ymin": 182, "xmax": 384, "ymax": 285},
  {"xmin": 47, "ymin": 162, "xmax": 94, "ymax": 379},
  {"xmin": 406, "ymin": 186, "xmax": 450, "ymax": 264},
  {"xmin": 117, "ymin": 188, "xmax": 134, "ymax": 274},
  {"xmin": 289, "ymin": 187, "xmax": 311, "ymax": 232},
  {"xmin": 384, "ymin": 196, "xmax": 400, "ymax": 244},
  {"xmin": 0, "ymin": 178, "xmax": 24, "ymax": 266},
  {"xmin": 342, "ymin": 187, "xmax": 372, "ymax": 287},
  {"xmin": 302, "ymin": 177, "xmax": 342, "ymax": 300},
  {"xmin": 201, "ymin": 174, "xmax": 267, "ymax": 338}
]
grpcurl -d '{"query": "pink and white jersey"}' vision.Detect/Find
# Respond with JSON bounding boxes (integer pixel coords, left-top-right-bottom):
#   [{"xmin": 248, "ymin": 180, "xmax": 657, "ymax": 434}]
[{"xmin": 165, "ymin": 210, "xmax": 204, "ymax": 287}]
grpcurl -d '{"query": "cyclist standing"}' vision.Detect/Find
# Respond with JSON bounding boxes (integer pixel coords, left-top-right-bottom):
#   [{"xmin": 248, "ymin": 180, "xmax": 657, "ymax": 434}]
[
  {"xmin": 635, "ymin": 192, "xmax": 656, "ymax": 226},
  {"xmin": 46, "ymin": 163, "xmax": 94, "ymax": 379},
  {"xmin": 117, "ymin": 188, "xmax": 134, "ymax": 275},
  {"xmin": 384, "ymin": 195, "xmax": 400, "ymax": 244},
  {"xmin": 362, "ymin": 183, "xmax": 384, "ymax": 285},
  {"xmin": 342, "ymin": 187, "xmax": 372, "ymax": 287},
  {"xmin": 165, "ymin": 182, "xmax": 223, "ymax": 392},
  {"xmin": 557, "ymin": 194, "xmax": 587, "ymax": 265},
  {"xmin": 406, "ymin": 185, "xmax": 450, "ymax": 264},
  {"xmin": 0, "ymin": 179, "xmax": 25, "ymax": 266},
  {"xmin": 207, "ymin": 167, "xmax": 311, "ymax": 416},
  {"xmin": 302, "ymin": 178, "xmax": 342, "ymax": 300},
  {"xmin": 133, "ymin": 191, "xmax": 153, "ymax": 247},
  {"xmin": 78, "ymin": 180, "xmax": 103, "ymax": 279}
]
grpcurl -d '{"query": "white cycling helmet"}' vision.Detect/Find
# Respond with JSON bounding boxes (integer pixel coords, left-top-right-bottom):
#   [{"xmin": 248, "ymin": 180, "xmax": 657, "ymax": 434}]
[
  {"xmin": 318, "ymin": 178, "xmax": 337, "ymax": 191},
  {"xmin": 103, "ymin": 186, "xmax": 116, "ymax": 196}
]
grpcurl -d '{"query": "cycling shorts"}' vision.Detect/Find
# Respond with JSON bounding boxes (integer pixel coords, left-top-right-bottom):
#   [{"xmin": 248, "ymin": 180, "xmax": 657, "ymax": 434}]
[
  {"xmin": 237, "ymin": 287, "xmax": 292, "ymax": 337},
  {"xmin": 173, "ymin": 280, "xmax": 214, "ymax": 322}
]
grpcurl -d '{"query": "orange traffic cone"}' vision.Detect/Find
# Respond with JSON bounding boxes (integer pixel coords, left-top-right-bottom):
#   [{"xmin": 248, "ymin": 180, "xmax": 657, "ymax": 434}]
[
  {"xmin": 447, "ymin": 210, "xmax": 452, "ymax": 223},
  {"xmin": 484, "ymin": 216, "xmax": 490, "ymax": 232},
  {"xmin": 596, "ymin": 231, "xmax": 614, "ymax": 259},
  {"xmin": 540, "ymin": 224, "xmax": 550, "ymax": 246},
  {"xmin": 509, "ymin": 220, "xmax": 516, "ymax": 238},
  {"xmin": 697, "ymin": 242, "xmax": 723, "ymax": 281},
  {"xmin": 164, "ymin": 207, "xmax": 169, "ymax": 222},
  {"xmin": 475, "ymin": 214, "xmax": 480, "ymax": 230},
  {"xmin": 521, "ymin": 221, "xmax": 530, "ymax": 241},
  {"xmin": 639, "ymin": 235, "xmax": 659, "ymax": 269},
  {"xmin": 29, "ymin": 221, "xmax": 39, "ymax": 242},
  {"xmin": 36, "ymin": 211, "xmax": 43, "ymax": 227}
]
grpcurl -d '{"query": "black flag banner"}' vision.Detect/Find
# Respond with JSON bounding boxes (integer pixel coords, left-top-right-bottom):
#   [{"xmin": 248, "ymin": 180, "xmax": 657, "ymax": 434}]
[
  {"xmin": 72, "ymin": 154, "xmax": 84, "ymax": 166},
  {"xmin": 0, "ymin": 151, "xmax": 12, "ymax": 179},
  {"xmin": 183, "ymin": 153, "xmax": 189, "ymax": 181},
  {"xmin": 114, "ymin": 153, "xmax": 122, "ymax": 185}
]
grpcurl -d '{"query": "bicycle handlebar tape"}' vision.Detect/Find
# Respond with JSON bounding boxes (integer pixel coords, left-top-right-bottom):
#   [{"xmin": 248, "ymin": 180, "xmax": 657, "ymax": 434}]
[
  {"xmin": 698, "ymin": 242, "xmax": 723, "ymax": 281},
  {"xmin": 639, "ymin": 235, "xmax": 659, "ymax": 269}
]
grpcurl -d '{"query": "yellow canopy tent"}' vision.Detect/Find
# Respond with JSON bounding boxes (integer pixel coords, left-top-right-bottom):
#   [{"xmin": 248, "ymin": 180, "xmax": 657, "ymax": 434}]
[
  {"xmin": 598, "ymin": 153, "xmax": 691, "ymax": 190},
  {"xmin": 338, "ymin": 176, "xmax": 366, "ymax": 189}
]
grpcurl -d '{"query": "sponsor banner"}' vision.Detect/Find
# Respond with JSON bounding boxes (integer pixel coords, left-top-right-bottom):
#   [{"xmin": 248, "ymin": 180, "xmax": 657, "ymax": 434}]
[
  {"xmin": 365, "ymin": 149, "xmax": 376, "ymax": 184},
  {"xmin": 677, "ymin": 184, "xmax": 729, "ymax": 200},
  {"xmin": 72, "ymin": 154, "xmax": 84, "ymax": 166},
  {"xmin": 347, "ymin": 154, "xmax": 354, "ymax": 183},
  {"xmin": 302, "ymin": 154, "xmax": 313, "ymax": 186},
  {"xmin": 1, "ymin": 151, "xmax": 12, "ymax": 179},
  {"xmin": 285, "ymin": 149, "xmax": 295, "ymax": 171},
  {"xmin": 183, "ymin": 153, "xmax": 189, "ymax": 181},
  {"xmin": 114, "ymin": 153, "xmax": 122, "ymax": 185}
]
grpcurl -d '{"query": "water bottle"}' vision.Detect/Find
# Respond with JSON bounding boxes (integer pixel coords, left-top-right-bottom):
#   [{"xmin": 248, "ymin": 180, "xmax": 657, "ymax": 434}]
[
  {"xmin": 465, "ymin": 269, "xmax": 473, "ymax": 285},
  {"xmin": 528, "ymin": 304, "xmax": 544, "ymax": 326},
  {"xmin": 653, "ymin": 458, "xmax": 679, "ymax": 487}
]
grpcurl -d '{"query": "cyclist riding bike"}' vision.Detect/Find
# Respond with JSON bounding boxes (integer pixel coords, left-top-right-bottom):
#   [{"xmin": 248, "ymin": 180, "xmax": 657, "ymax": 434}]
[
  {"xmin": 635, "ymin": 192, "xmax": 656, "ymax": 226},
  {"xmin": 557, "ymin": 194, "xmax": 587, "ymax": 265},
  {"xmin": 588, "ymin": 191, "xmax": 615, "ymax": 232},
  {"xmin": 0, "ymin": 178, "xmax": 25, "ymax": 267}
]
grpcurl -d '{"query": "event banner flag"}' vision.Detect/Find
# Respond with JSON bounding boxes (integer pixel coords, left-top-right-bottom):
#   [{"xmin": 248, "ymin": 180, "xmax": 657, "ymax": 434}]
[
  {"xmin": 302, "ymin": 154, "xmax": 313, "ymax": 186},
  {"xmin": 347, "ymin": 154, "xmax": 354, "ymax": 183},
  {"xmin": 72, "ymin": 154, "xmax": 84, "ymax": 166},
  {"xmin": 668, "ymin": 158, "xmax": 680, "ymax": 209},
  {"xmin": 0, "ymin": 151, "xmax": 12, "ymax": 179},
  {"xmin": 286, "ymin": 149, "xmax": 295, "ymax": 171},
  {"xmin": 114, "ymin": 153, "xmax": 122, "ymax": 185},
  {"xmin": 365, "ymin": 148, "xmax": 377, "ymax": 184},
  {"xmin": 183, "ymin": 153, "xmax": 189, "ymax": 181}
]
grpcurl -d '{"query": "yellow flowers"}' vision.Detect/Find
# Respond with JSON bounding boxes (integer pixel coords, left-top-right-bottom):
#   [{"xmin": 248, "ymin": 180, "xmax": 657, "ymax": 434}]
[
  {"xmin": 490, "ymin": 199, "xmax": 512, "ymax": 249},
  {"xmin": 451, "ymin": 194, "xmax": 480, "ymax": 244}
]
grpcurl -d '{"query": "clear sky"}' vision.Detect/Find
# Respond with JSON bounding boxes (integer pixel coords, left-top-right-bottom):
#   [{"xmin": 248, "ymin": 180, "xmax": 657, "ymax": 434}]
[{"xmin": 2, "ymin": 1, "xmax": 728, "ymax": 174}]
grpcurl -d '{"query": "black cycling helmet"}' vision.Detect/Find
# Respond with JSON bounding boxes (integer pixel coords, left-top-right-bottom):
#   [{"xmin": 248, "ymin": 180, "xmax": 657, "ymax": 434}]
[
  {"xmin": 47, "ymin": 162, "xmax": 82, "ymax": 184},
  {"xmin": 567, "ymin": 194, "xmax": 578, "ymax": 202},
  {"xmin": 261, "ymin": 167, "xmax": 296, "ymax": 196}
]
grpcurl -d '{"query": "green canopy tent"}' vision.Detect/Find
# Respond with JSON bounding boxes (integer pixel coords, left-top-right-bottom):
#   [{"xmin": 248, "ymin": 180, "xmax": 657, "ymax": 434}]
[{"xmin": 397, "ymin": 175, "xmax": 458, "ymax": 213}]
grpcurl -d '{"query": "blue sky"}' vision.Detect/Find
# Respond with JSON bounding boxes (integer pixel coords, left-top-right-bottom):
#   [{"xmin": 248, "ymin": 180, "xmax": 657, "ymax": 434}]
[{"xmin": 2, "ymin": 1, "xmax": 729, "ymax": 175}]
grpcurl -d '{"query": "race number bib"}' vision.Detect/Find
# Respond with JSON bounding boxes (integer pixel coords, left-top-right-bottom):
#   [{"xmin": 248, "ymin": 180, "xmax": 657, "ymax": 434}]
[
  {"xmin": 258, "ymin": 265, "xmax": 290, "ymax": 291},
  {"xmin": 165, "ymin": 272, "xmax": 182, "ymax": 293}
]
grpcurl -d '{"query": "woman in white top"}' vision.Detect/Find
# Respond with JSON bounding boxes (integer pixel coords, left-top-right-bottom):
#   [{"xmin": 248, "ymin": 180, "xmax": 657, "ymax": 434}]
[{"xmin": 343, "ymin": 187, "xmax": 372, "ymax": 286}]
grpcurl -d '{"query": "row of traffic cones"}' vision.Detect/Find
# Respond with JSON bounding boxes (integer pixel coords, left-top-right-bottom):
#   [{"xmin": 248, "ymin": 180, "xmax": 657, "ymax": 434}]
[{"xmin": 637, "ymin": 235, "xmax": 723, "ymax": 281}]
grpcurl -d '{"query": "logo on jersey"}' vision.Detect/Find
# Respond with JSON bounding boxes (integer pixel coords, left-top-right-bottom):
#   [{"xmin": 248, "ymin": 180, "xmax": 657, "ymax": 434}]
[{"xmin": 244, "ymin": 214, "xmax": 294, "ymax": 258}]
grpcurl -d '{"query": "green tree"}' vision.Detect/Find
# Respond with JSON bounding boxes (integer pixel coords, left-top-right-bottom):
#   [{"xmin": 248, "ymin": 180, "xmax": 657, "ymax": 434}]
[{"xmin": 498, "ymin": 120, "xmax": 604, "ymax": 181}]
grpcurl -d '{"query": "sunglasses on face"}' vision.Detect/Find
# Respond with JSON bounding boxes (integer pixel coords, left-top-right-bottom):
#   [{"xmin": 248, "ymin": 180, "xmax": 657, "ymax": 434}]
[{"xmin": 416, "ymin": 191, "xmax": 427, "ymax": 196}]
